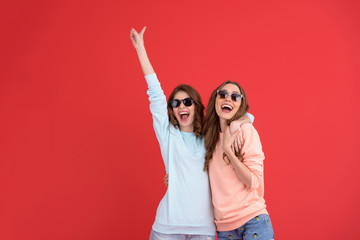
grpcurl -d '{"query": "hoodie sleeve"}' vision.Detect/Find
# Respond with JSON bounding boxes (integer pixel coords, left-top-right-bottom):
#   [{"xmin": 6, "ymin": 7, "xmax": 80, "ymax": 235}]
[
  {"xmin": 145, "ymin": 73, "xmax": 170, "ymax": 171},
  {"xmin": 240, "ymin": 123, "xmax": 265, "ymax": 191}
]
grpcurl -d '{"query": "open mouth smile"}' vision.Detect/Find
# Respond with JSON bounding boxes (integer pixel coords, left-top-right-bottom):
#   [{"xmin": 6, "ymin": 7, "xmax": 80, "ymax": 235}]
[
  {"xmin": 179, "ymin": 110, "xmax": 190, "ymax": 122},
  {"xmin": 221, "ymin": 103, "xmax": 233, "ymax": 113}
]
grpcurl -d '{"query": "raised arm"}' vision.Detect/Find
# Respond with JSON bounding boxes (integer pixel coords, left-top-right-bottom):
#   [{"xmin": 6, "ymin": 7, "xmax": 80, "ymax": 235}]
[
  {"xmin": 130, "ymin": 27, "xmax": 154, "ymax": 76},
  {"xmin": 130, "ymin": 27, "xmax": 170, "ymax": 171}
]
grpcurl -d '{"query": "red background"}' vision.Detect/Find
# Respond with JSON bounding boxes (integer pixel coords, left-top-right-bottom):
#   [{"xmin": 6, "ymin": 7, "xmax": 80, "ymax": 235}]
[{"xmin": 1, "ymin": 0, "xmax": 360, "ymax": 239}]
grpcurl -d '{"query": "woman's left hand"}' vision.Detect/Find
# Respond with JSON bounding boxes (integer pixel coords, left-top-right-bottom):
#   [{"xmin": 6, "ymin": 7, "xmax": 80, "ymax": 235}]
[
  {"xmin": 164, "ymin": 174, "xmax": 168, "ymax": 188},
  {"xmin": 223, "ymin": 127, "xmax": 240, "ymax": 156},
  {"xmin": 130, "ymin": 26, "xmax": 146, "ymax": 50}
]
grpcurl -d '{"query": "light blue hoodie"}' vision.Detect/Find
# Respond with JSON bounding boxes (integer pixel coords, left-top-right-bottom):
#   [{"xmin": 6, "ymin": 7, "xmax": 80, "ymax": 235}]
[{"xmin": 145, "ymin": 73, "xmax": 216, "ymax": 235}]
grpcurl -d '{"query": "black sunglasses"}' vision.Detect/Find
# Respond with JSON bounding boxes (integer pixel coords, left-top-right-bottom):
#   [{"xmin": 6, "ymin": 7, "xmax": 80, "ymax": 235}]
[
  {"xmin": 217, "ymin": 90, "xmax": 243, "ymax": 102},
  {"xmin": 170, "ymin": 97, "xmax": 194, "ymax": 108}
]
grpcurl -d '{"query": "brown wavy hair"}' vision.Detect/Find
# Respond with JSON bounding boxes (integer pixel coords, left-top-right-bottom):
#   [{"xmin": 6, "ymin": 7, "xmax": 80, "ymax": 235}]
[
  {"xmin": 203, "ymin": 81, "xmax": 249, "ymax": 172},
  {"xmin": 167, "ymin": 84, "xmax": 204, "ymax": 137}
]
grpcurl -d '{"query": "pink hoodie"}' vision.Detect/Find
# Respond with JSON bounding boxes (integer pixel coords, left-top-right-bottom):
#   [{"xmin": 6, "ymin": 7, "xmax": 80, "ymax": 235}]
[{"xmin": 209, "ymin": 122, "xmax": 268, "ymax": 231}]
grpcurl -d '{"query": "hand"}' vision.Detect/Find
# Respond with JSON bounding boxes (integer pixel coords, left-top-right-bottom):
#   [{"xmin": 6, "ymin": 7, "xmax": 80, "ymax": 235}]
[
  {"xmin": 230, "ymin": 122, "xmax": 242, "ymax": 154},
  {"xmin": 223, "ymin": 126, "xmax": 240, "ymax": 157},
  {"xmin": 231, "ymin": 136, "xmax": 241, "ymax": 154},
  {"xmin": 130, "ymin": 27, "xmax": 146, "ymax": 50},
  {"xmin": 230, "ymin": 116, "xmax": 250, "ymax": 153},
  {"xmin": 164, "ymin": 174, "xmax": 168, "ymax": 188}
]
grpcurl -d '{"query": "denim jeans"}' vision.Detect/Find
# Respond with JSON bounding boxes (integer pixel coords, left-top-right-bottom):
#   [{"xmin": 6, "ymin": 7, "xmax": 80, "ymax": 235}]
[
  {"xmin": 217, "ymin": 214, "xmax": 274, "ymax": 240},
  {"xmin": 150, "ymin": 229, "xmax": 216, "ymax": 240}
]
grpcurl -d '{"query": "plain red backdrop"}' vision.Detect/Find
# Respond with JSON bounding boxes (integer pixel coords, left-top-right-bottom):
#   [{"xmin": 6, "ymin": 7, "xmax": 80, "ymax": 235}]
[{"xmin": 1, "ymin": 0, "xmax": 360, "ymax": 239}]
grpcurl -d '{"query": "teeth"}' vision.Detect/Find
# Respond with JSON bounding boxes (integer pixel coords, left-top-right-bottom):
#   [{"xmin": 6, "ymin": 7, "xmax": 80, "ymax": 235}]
[
  {"xmin": 179, "ymin": 112, "xmax": 189, "ymax": 115},
  {"xmin": 221, "ymin": 104, "xmax": 233, "ymax": 110}
]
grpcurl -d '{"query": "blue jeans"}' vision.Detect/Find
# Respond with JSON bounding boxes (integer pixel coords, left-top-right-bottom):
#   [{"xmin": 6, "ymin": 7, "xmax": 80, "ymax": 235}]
[{"xmin": 217, "ymin": 214, "xmax": 274, "ymax": 240}]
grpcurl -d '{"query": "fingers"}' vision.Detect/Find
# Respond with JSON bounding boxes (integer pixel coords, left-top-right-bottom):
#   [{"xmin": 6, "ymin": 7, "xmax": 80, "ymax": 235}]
[
  {"xmin": 230, "ymin": 128, "xmax": 241, "ymax": 141},
  {"xmin": 241, "ymin": 152, "xmax": 245, "ymax": 162},
  {"xmin": 130, "ymin": 29, "xmax": 136, "ymax": 40},
  {"xmin": 140, "ymin": 26, "xmax": 146, "ymax": 36},
  {"xmin": 130, "ymin": 27, "xmax": 146, "ymax": 36},
  {"xmin": 164, "ymin": 174, "xmax": 168, "ymax": 188},
  {"xmin": 130, "ymin": 28, "xmax": 138, "ymax": 39},
  {"xmin": 235, "ymin": 130, "xmax": 242, "ymax": 153},
  {"xmin": 224, "ymin": 127, "xmax": 240, "ymax": 153},
  {"xmin": 234, "ymin": 136, "xmax": 239, "ymax": 153},
  {"xmin": 225, "ymin": 127, "xmax": 239, "ymax": 142},
  {"xmin": 232, "ymin": 130, "xmax": 240, "ymax": 153}
]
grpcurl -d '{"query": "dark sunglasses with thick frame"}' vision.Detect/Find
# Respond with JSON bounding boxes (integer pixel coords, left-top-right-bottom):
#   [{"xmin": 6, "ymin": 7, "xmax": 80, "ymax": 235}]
[
  {"xmin": 169, "ymin": 97, "xmax": 194, "ymax": 108},
  {"xmin": 217, "ymin": 90, "xmax": 243, "ymax": 102}
]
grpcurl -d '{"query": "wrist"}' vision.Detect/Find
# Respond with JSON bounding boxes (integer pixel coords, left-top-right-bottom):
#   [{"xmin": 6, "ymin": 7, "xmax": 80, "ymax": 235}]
[
  {"xmin": 135, "ymin": 45, "xmax": 146, "ymax": 53},
  {"xmin": 224, "ymin": 147, "xmax": 233, "ymax": 156}
]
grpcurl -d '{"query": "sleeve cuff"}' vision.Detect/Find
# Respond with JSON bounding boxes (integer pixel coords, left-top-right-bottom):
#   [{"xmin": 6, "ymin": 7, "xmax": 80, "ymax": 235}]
[
  {"xmin": 246, "ymin": 112, "xmax": 255, "ymax": 123},
  {"xmin": 249, "ymin": 173, "xmax": 259, "ymax": 190},
  {"xmin": 144, "ymin": 73, "xmax": 160, "ymax": 88}
]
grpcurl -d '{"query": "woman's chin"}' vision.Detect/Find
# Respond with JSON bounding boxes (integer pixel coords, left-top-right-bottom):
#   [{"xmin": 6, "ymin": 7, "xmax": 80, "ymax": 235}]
[
  {"xmin": 218, "ymin": 113, "xmax": 234, "ymax": 121},
  {"xmin": 178, "ymin": 121, "xmax": 194, "ymax": 132}
]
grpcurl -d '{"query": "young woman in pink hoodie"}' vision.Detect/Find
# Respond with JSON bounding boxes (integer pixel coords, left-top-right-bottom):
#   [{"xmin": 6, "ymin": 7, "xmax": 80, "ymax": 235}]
[{"xmin": 203, "ymin": 81, "xmax": 274, "ymax": 240}]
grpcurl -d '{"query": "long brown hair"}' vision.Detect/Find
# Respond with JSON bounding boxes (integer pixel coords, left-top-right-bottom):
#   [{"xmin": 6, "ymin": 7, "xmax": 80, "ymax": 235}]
[
  {"xmin": 167, "ymin": 84, "xmax": 204, "ymax": 137},
  {"xmin": 203, "ymin": 81, "xmax": 249, "ymax": 171}
]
